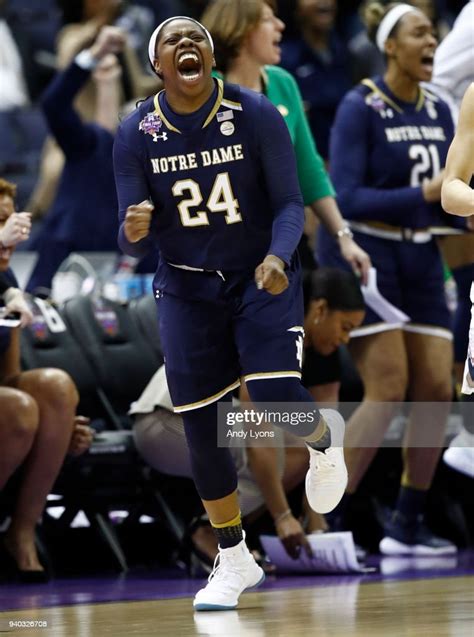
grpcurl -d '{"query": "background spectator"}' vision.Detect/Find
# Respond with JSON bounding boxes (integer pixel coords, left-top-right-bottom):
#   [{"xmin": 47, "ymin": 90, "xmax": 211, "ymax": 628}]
[
  {"xmin": 0, "ymin": 177, "xmax": 92, "ymax": 581},
  {"xmin": 280, "ymin": 0, "xmax": 353, "ymax": 161},
  {"xmin": 27, "ymin": 0, "xmax": 160, "ymax": 221},
  {"xmin": 25, "ymin": 27, "xmax": 127, "ymax": 294}
]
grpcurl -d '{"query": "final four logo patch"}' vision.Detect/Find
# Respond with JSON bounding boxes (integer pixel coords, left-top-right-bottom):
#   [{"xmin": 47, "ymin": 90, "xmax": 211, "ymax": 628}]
[
  {"xmin": 366, "ymin": 94, "xmax": 394, "ymax": 119},
  {"xmin": 139, "ymin": 112, "xmax": 168, "ymax": 142}
]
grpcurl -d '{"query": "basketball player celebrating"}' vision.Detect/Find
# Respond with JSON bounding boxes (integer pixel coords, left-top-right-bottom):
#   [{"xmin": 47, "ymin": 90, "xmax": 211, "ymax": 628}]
[
  {"xmin": 114, "ymin": 17, "xmax": 348, "ymax": 611},
  {"xmin": 317, "ymin": 2, "xmax": 458, "ymax": 554}
]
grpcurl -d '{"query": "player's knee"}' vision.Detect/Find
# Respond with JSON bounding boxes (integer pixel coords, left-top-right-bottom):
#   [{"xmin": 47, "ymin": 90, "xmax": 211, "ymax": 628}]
[
  {"xmin": 192, "ymin": 452, "xmax": 238, "ymax": 500},
  {"xmin": 416, "ymin": 375, "xmax": 453, "ymax": 402},
  {"xmin": 364, "ymin": 368, "xmax": 408, "ymax": 402}
]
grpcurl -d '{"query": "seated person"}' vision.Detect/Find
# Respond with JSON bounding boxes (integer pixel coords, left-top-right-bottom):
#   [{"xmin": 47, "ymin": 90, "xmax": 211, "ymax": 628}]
[
  {"xmin": 0, "ymin": 179, "xmax": 33, "ymax": 326},
  {"xmin": 131, "ymin": 267, "xmax": 365, "ymax": 565},
  {"xmin": 0, "ymin": 178, "xmax": 93, "ymax": 582}
]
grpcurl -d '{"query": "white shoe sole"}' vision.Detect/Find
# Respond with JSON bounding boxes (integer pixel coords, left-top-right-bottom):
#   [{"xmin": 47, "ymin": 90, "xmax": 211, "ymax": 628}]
[
  {"xmin": 443, "ymin": 447, "xmax": 474, "ymax": 479},
  {"xmin": 193, "ymin": 569, "xmax": 265, "ymax": 612},
  {"xmin": 379, "ymin": 536, "xmax": 457, "ymax": 556}
]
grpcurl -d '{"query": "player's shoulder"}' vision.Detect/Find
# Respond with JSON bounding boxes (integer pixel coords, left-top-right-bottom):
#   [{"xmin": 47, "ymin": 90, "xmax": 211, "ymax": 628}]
[
  {"xmin": 420, "ymin": 84, "xmax": 455, "ymax": 122},
  {"xmin": 222, "ymin": 79, "xmax": 274, "ymax": 116},
  {"xmin": 349, "ymin": 76, "xmax": 403, "ymax": 117},
  {"xmin": 336, "ymin": 79, "xmax": 369, "ymax": 111},
  {"xmin": 117, "ymin": 95, "xmax": 156, "ymax": 136},
  {"xmin": 222, "ymin": 80, "xmax": 259, "ymax": 107},
  {"xmin": 355, "ymin": 76, "xmax": 386, "ymax": 100}
]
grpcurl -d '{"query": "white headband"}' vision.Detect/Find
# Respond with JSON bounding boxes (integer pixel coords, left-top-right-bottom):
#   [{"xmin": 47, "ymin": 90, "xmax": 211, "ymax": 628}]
[
  {"xmin": 376, "ymin": 4, "xmax": 418, "ymax": 52},
  {"xmin": 147, "ymin": 16, "xmax": 214, "ymax": 66}
]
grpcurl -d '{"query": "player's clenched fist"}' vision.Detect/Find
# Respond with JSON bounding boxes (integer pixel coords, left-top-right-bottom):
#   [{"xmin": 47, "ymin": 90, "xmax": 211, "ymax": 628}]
[
  {"xmin": 124, "ymin": 200, "xmax": 154, "ymax": 243},
  {"xmin": 0, "ymin": 212, "xmax": 31, "ymax": 247},
  {"xmin": 255, "ymin": 254, "xmax": 289, "ymax": 295}
]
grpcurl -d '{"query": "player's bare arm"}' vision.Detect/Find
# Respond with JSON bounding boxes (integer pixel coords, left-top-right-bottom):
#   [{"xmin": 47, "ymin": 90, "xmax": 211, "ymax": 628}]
[{"xmin": 441, "ymin": 83, "xmax": 474, "ymax": 217}]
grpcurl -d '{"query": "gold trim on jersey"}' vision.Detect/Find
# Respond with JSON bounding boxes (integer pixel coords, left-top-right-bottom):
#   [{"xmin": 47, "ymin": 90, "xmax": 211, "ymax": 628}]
[
  {"xmin": 202, "ymin": 78, "xmax": 225, "ymax": 128},
  {"xmin": 173, "ymin": 378, "xmax": 241, "ymax": 413},
  {"xmin": 221, "ymin": 99, "xmax": 243, "ymax": 111},
  {"xmin": 420, "ymin": 86, "xmax": 440, "ymax": 103},
  {"xmin": 243, "ymin": 371, "xmax": 302, "ymax": 382},
  {"xmin": 415, "ymin": 89, "xmax": 425, "ymax": 112},
  {"xmin": 153, "ymin": 91, "xmax": 181, "ymax": 134},
  {"xmin": 361, "ymin": 79, "xmax": 403, "ymax": 113},
  {"xmin": 152, "ymin": 79, "xmax": 225, "ymax": 134},
  {"xmin": 362, "ymin": 78, "xmax": 426, "ymax": 114}
]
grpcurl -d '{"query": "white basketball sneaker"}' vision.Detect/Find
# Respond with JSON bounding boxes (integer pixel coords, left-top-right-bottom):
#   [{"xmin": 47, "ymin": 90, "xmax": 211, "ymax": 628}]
[
  {"xmin": 305, "ymin": 408, "xmax": 348, "ymax": 514},
  {"xmin": 193, "ymin": 535, "xmax": 265, "ymax": 611},
  {"xmin": 443, "ymin": 430, "xmax": 474, "ymax": 479}
]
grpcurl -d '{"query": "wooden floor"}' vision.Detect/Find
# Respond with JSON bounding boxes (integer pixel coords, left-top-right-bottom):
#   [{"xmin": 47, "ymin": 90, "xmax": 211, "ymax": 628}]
[{"xmin": 1, "ymin": 576, "xmax": 473, "ymax": 637}]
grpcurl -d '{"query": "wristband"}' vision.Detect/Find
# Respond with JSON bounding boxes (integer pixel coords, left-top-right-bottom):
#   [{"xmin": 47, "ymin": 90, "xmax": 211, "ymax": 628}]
[
  {"xmin": 75, "ymin": 49, "xmax": 99, "ymax": 71},
  {"xmin": 335, "ymin": 226, "xmax": 354, "ymax": 240},
  {"xmin": 274, "ymin": 508, "xmax": 292, "ymax": 525},
  {"xmin": 3, "ymin": 287, "xmax": 22, "ymax": 304}
]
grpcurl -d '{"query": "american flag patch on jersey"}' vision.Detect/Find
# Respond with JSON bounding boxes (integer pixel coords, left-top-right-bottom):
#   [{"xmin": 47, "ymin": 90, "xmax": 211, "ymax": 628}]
[{"xmin": 217, "ymin": 110, "xmax": 234, "ymax": 122}]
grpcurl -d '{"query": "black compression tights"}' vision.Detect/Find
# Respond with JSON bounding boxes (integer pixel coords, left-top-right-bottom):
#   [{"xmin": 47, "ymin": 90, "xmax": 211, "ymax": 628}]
[{"xmin": 182, "ymin": 395, "xmax": 237, "ymax": 501}]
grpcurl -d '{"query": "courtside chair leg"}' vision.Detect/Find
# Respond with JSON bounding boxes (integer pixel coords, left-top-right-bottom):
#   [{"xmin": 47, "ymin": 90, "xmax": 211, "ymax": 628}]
[
  {"xmin": 92, "ymin": 511, "xmax": 128, "ymax": 573},
  {"xmin": 152, "ymin": 488, "xmax": 185, "ymax": 544}
]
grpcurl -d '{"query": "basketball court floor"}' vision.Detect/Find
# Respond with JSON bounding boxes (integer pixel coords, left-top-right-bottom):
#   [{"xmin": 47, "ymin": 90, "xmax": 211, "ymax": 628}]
[{"xmin": 1, "ymin": 551, "xmax": 473, "ymax": 636}]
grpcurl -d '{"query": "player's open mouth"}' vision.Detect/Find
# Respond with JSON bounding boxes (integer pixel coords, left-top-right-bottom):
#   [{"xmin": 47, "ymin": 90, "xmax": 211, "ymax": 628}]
[
  {"xmin": 420, "ymin": 54, "xmax": 434, "ymax": 72},
  {"xmin": 176, "ymin": 51, "xmax": 202, "ymax": 82}
]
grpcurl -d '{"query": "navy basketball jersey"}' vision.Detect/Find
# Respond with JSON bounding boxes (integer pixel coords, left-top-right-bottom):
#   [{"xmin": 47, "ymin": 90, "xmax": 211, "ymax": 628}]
[
  {"xmin": 114, "ymin": 79, "xmax": 304, "ymax": 271},
  {"xmin": 329, "ymin": 76, "xmax": 455, "ymax": 229}
]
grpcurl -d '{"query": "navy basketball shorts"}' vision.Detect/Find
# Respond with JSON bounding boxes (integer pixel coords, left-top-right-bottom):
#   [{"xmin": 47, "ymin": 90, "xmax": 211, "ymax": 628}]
[
  {"xmin": 316, "ymin": 225, "xmax": 452, "ymax": 339},
  {"xmin": 153, "ymin": 259, "xmax": 304, "ymax": 412}
]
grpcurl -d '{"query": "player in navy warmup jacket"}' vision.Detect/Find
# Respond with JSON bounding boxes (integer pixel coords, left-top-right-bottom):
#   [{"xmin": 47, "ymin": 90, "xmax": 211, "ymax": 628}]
[
  {"xmin": 114, "ymin": 15, "xmax": 349, "ymax": 612},
  {"xmin": 316, "ymin": 2, "xmax": 457, "ymax": 557}
]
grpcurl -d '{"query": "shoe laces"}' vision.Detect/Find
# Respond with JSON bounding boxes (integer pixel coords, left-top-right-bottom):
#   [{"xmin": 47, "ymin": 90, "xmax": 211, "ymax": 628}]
[
  {"xmin": 310, "ymin": 448, "xmax": 337, "ymax": 470},
  {"xmin": 205, "ymin": 552, "xmax": 246, "ymax": 592}
]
